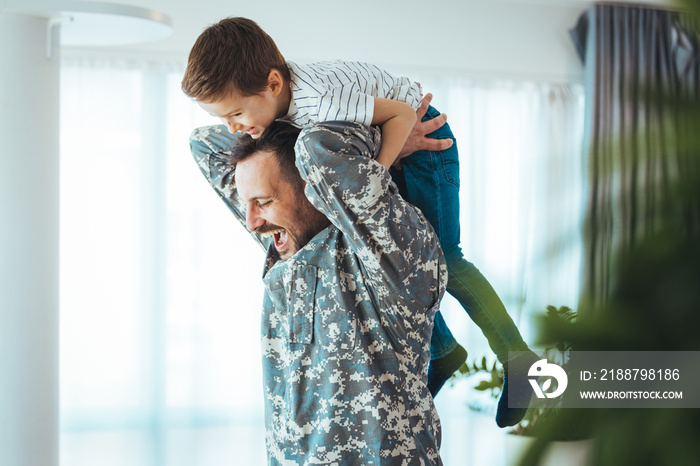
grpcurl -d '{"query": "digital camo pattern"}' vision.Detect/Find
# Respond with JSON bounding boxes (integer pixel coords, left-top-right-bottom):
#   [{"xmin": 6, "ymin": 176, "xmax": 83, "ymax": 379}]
[{"xmin": 190, "ymin": 122, "xmax": 446, "ymax": 465}]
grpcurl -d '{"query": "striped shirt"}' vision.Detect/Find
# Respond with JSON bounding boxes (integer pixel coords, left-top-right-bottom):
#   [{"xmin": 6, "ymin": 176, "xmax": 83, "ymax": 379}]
[{"xmin": 284, "ymin": 60, "xmax": 423, "ymax": 127}]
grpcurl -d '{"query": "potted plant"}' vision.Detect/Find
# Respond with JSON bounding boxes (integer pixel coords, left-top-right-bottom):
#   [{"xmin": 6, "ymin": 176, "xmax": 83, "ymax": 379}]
[
  {"xmin": 456, "ymin": 306, "xmax": 595, "ymax": 465},
  {"xmin": 517, "ymin": 2, "xmax": 700, "ymax": 463}
]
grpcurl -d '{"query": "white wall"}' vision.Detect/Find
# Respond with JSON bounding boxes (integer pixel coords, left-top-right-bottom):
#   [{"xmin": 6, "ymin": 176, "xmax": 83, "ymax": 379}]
[
  {"xmin": 0, "ymin": 12, "xmax": 60, "ymax": 466},
  {"xmin": 69, "ymin": 0, "xmax": 676, "ymax": 82}
]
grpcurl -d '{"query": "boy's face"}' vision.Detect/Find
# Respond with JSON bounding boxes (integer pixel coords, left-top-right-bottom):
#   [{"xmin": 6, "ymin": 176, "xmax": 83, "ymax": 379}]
[{"xmin": 199, "ymin": 89, "xmax": 279, "ymax": 139}]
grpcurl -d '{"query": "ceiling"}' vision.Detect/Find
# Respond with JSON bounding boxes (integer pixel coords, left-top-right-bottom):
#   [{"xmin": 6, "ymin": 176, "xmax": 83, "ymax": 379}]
[
  {"xmin": 54, "ymin": 0, "xmax": 676, "ymax": 80},
  {"xmin": 93, "ymin": 0, "xmax": 596, "ymax": 56}
]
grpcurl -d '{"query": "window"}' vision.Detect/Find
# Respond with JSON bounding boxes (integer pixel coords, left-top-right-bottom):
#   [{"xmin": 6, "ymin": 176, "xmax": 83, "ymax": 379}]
[{"xmin": 60, "ymin": 58, "xmax": 583, "ymax": 465}]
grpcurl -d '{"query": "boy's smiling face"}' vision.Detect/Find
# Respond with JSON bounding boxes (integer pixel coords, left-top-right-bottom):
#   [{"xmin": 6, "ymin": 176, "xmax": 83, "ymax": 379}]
[
  {"xmin": 199, "ymin": 91, "xmax": 278, "ymax": 139},
  {"xmin": 198, "ymin": 69, "xmax": 290, "ymax": 139}
]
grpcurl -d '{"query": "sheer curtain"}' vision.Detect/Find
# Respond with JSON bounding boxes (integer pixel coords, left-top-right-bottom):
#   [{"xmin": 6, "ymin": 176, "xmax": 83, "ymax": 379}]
[
  {"xmin": 413, "ymin": 75, "xmax": 585, "ymax": 357},
  {"xmin": 59, "ymin": 58, "xmax": 583, "ymax": 466},
  {"xmin": 571, "ymin": 3, "xmax": 700, "ymax": 309},
  {"xmin": 59, "ymin": 56, "xmax": 267, "ymax": 466}
]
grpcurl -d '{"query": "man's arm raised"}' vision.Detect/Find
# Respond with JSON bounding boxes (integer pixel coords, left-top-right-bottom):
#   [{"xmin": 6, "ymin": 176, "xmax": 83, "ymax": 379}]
[
  {"xmin": 294, "ymin": 121, "xmax": 442, "ymax": 291},
  {"xmin": 189, "ymin": 125, "xmax": 269, "ymax": 251}
]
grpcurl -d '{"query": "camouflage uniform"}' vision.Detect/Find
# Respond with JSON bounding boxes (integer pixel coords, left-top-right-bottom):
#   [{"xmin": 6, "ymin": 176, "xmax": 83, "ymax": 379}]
[{"xmin": 190, "ymin": 121, "xmax": 447, "ymax": 465}]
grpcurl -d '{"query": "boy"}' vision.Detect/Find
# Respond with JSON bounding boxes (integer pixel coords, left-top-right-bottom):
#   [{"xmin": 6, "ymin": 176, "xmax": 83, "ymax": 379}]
[{"xmin": 182, "ymin": 16, "xmax": 538, "ymax": 428}]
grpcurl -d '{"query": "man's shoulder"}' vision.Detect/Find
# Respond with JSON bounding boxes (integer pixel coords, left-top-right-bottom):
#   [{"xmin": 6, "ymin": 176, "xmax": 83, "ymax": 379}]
[{"xmin": 295, "ymin": 121, "xmax": 381, "ymax": 162}]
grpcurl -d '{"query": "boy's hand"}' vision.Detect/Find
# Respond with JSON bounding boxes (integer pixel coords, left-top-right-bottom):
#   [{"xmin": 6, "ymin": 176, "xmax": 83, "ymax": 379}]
[{"xmin": 397, "ymin": 93, "xmax": 452, "ymax": 162}]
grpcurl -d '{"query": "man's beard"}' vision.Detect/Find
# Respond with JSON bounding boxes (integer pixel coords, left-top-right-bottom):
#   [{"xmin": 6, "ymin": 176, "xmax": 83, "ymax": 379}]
[
  {"xmin": 293, "ymin": 202, "xmax": 330, "ymax": 253},
  {"xmin": 261, "ymin": 202, "xmax": 330, "ymax": 261}
]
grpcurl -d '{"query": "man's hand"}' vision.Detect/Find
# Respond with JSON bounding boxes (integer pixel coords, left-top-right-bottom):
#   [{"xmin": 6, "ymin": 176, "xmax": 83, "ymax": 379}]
[{"xmin": 396, "ymin": 93, "xmax": 453, "ymax": 164}]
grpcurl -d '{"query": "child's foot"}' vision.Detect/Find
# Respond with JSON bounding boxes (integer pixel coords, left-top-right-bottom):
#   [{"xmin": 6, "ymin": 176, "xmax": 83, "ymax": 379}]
[
  {"xmin": 427, "ymin": 344, "xmax": 468, "ymax": 397},
  {"xmin": 496, "ymin": 350, "xmax": 540, "ymax": 427}
]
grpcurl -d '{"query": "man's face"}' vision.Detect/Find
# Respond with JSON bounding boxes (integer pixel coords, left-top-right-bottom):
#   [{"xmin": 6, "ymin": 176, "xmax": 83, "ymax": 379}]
[
  {"xmin": 235, "ymin": 150, "xmax": 329, "ymax": 261},
  {"xmin": 199, "ymin": 89, "xmax": 278, "ymax": 140}
]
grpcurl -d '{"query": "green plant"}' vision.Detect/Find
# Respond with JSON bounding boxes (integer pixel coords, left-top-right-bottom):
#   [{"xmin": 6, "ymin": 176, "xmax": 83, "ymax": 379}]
[
  {"xmin": 511, "ymin": 307, "xmax": 586, "ymax": 439},
  {"xmin": 457, "ymin": 356, "xmax": 503, "ymax": 400},
  {"xmin": 457, "ymin": 306, "xmax": 587, "ymax": 439},
  {"xmin": 518, "ymin": 3, "xmax": 700, "ymax": 460}
]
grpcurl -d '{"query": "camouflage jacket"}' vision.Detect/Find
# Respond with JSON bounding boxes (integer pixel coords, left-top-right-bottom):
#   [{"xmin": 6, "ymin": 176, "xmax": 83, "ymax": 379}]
[{"xmin": 189, "ymin": 122, "xmax": 446, "ymax": 465}]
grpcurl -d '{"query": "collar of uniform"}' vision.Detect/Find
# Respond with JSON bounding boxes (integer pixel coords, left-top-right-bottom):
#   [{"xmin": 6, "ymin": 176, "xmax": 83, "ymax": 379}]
[{"xmin": 262, "ymin": 224, "xmax": 335, "ymax": 279}]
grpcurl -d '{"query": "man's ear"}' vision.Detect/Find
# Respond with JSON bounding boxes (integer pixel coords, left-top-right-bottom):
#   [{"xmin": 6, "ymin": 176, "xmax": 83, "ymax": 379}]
[{"xmin": 267, "ymin": 69, "xmax": 285, "ymax": 96}]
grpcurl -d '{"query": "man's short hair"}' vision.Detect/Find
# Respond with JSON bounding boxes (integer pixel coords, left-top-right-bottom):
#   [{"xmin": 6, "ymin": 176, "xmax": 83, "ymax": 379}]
[
  {"xmin": 181, "ymin": 17, "xmax": 291, "ymax": 101},
  {"xmin": 232, "ymin": 121, "xmax": 304, "ymax": 194}
]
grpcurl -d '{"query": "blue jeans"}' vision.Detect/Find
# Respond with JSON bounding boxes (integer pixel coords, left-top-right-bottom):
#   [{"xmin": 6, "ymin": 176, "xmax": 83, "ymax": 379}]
[{"xmin": 390, "ymin": 106, "xmax": 529, "ymax": 363}]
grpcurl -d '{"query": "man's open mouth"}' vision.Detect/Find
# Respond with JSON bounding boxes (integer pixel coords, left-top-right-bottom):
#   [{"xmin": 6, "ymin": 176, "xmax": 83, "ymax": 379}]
[{"xmin": 262, "ymin": 228, "xmax": 288, "ymax": 251}]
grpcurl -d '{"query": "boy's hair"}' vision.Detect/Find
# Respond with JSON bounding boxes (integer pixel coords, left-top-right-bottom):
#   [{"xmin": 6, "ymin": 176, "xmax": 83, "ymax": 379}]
[
  {"xmin": 232, "ymin": 121, "xmax": 304, "ymax": 195},
  {"xmin": 182, "ymin": 17, "xmax": 291, "ymax": 102}
]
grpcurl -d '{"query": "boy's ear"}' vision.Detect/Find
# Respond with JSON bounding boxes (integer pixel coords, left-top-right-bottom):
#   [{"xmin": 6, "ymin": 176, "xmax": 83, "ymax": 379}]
[{"xmin": 267, "ymin": 69, "xmax": 285, "ymax": 96}]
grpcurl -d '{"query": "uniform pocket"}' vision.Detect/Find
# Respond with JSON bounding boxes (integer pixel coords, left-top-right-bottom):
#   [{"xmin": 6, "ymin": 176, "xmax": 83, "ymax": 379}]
[{"xmin": 288, "ymin": 264, "xmax": 317, "ymax": 345}]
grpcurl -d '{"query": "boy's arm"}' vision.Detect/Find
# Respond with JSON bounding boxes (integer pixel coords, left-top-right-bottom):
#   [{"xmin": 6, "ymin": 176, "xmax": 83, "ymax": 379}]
[{"xmin": 371, "ymin": 97, "xmax": 417, "ymax": 170}]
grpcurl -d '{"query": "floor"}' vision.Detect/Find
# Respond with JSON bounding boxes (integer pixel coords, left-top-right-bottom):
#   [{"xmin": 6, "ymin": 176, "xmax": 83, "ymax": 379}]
[{"xmin": 60, "ymin": 376, "xmax": 524, "ymax": 466}]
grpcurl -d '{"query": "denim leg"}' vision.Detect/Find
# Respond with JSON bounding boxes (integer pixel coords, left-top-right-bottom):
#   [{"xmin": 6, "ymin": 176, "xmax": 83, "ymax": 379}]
[
  {"xmin": 444, "ymin": 247, "xmax": 529, "ymax": 363},
  {"xmin": 429, "ymin": 311, "xmax": 458, "ymax": 359},
  {"xmin": 393, "ymin": 106, "xmax": 461, "ymax": 250},
  {"xmin": 391, "ymin": 106, "xmax": 528, "ymax": 364}
]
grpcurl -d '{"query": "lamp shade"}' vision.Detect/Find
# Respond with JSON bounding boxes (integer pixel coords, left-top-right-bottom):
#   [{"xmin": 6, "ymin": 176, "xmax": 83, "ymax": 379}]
[{"xmin": 3, "ymin": 0, "xmax": 172, "ymax": 46}]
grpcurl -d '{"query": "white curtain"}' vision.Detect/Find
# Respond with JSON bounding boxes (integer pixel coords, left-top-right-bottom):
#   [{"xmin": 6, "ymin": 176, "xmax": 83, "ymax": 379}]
[
  {"xmin": 410, "ymin": 75, "xmax": 585, "ymax": 360},
  {"xmin": 59, "ymin": 58, "xmax": 584, "ymax": 465},
  {"xmin": 59, "ymin": 56, "xmax": 267, "ymax": 466}
]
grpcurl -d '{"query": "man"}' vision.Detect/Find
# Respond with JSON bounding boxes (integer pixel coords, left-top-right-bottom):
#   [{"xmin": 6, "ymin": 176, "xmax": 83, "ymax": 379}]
[{"xmin": 190, "ymin": 118, "xmax": 447, "ymax": 464}]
